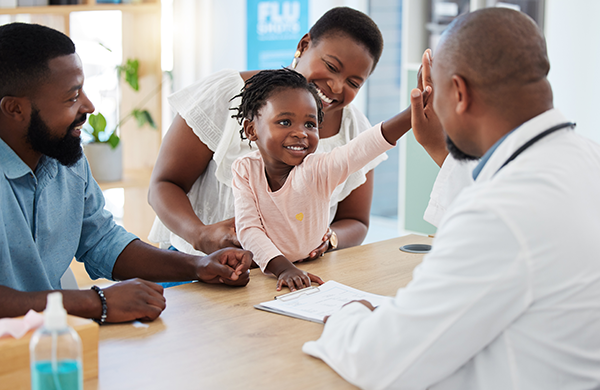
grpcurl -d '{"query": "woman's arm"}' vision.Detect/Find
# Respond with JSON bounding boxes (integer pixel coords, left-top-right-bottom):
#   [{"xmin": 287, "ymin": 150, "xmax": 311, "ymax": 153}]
[
  {"xmin": 330, "ymin": 169, "xmax": 374, "ymax": 249},
  {"xmin": 304, "ymin": 170, "xmax": 375, "ymax": 261},
  {"xmin": 148, "ymin": 115, "xmax": 240, "ymax": 254}
]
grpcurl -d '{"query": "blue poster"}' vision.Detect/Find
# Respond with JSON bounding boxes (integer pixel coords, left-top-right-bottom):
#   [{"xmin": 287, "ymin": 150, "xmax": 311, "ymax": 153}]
[{"xmin": 247, "ymin": 0, "xmax": 309, "ymax": 70}]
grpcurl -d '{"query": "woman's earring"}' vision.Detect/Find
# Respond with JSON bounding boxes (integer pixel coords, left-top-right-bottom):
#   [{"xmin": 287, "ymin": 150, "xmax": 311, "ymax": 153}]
[{"xmin": 291, "ymin": 50, "xmax": 301, "ymax": 69}]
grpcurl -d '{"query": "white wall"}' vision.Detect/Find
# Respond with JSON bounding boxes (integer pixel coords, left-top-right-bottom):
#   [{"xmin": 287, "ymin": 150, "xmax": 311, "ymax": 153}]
[
  {"xmin": 212, "ymin": 0, "xmax": 247, "ymax": 74},
  {"xmin": 545, "ymin": 0, "xmax": 600, "ymax": 143},
  {"xmin": 171, "ymin": 0, "xmax": 212, "ymax": 92},
  {"xmin": 170, "ymin": 0, "xmax": 368, "ymax": 112},
  {"xmin": 211, "ymin": 0, "xmax": 368, "ymax": 74}
]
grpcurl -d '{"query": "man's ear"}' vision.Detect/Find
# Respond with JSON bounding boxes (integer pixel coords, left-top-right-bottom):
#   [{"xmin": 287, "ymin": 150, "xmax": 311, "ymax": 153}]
[
  {"xmin": 0, "ymin": 96, "xmax": 29, "ymax": 122},
  {"xmin": 244, "ymin": 119, "xmax": 258, "ymax": 141},
  {"xmin": 451, "ymin": 75, "xmax": 470, "ymax": 115}
]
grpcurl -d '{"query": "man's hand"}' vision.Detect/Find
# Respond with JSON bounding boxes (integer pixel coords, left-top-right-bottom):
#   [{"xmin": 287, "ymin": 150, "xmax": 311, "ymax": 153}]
[
  {"xmin": 196, "ymin": 247, "xmax": 253, "ymax": 286},
  {"xmin": 102, "ymin": 279, "xmax": 166, "ymax": 323},
  {"xmin": 193, "ymin": 218, "xmax": 241, "ymax": 255},
  {"xmin": 412, "ymin": 49, "xmax": 448, "ymax": 167}
]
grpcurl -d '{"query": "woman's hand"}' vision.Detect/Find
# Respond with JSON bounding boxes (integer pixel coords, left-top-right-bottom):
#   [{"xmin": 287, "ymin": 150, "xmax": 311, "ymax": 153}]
[
  {"xmin": 192, "ymin": 217, "xmax": 241, "ymax": 254},
  {"xmin": 300, "ymin": 229, "xmax": 333, "ymax": 262},
  {"xmin": 195, "ymin": 247, "xmax": 252, "ymax": 286}
]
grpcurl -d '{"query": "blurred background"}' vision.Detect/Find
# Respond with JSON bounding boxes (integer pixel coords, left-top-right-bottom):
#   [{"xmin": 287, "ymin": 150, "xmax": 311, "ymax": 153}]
[{"xmin": 1, "ymin": 0, "xmax": 596, "ymax": 250}]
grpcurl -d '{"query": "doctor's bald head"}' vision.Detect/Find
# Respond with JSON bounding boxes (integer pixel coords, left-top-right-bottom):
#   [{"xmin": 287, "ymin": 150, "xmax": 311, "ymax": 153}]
[
  {"xmin": 431, "ymin": 8, "xmax": 554, "ymax": 159},
  {"xmin": 438, "ymin": 8, "xmax": 548, "ymax": 93}
]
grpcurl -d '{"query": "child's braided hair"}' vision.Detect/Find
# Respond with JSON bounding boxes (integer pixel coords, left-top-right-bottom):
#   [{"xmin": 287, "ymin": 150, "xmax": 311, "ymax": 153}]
[{"xmin": 231, "ymin": 68, "xmax": 324, "ymax": 145}]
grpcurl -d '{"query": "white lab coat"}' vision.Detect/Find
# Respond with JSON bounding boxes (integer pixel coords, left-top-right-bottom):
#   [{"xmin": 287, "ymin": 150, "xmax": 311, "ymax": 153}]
[
  {"xmin": 423, "ymin": 154, "xmax": 476, "ymax": 227},
  {"xmin": 303, "ymin": 109, "xmax": 600, "ymax": 390}
]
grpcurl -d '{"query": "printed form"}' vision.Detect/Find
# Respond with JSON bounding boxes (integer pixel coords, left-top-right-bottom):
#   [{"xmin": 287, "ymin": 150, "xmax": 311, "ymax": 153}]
[{"xmin": 255, "ymin": 280, "xmax": 390, "ymax": 324}]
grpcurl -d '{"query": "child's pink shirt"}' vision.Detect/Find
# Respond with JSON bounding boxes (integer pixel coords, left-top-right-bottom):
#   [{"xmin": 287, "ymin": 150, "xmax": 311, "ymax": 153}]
[{"xmin": 231, "ymin": 123, "xmax": 392, "ymax": 272}]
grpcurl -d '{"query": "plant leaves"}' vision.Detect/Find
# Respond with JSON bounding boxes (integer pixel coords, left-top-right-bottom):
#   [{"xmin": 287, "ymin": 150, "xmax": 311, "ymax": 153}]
[
  {"xmin": 132, "ymin": 109, "xmax": 157, "ymax": 129},
  {"xmin": 87, "ymin": 113, "xmax": 107, "ymax": 142},
  {"xmin": 117, "ymin": 59, "xmax": 140, "ymax": 91},
  {"xmin": 98, "ymin": 42, "xmax": 112, "ymax": 52},
  {"xmin": 107, "ymin": 132, "xmax": 120, "ymax": 149}
]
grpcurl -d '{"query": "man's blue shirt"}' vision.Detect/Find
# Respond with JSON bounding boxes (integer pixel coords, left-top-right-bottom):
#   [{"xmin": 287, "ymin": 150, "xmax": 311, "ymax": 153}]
[{"xmin": 0, "ymin": 138, "xmax": 137, "ymax": 291}]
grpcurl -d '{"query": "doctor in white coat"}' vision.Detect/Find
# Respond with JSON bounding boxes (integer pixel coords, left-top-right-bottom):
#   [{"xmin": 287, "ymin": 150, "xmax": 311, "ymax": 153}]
[{"xmin": 303, "ymin": 8, "xmax": 600, "ymax": 390}]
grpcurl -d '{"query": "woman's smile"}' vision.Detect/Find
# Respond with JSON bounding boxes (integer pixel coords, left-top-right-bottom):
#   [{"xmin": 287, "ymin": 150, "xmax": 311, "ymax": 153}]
[{"xmin": 314, "ymin": 86, "xmax": 334, "ymax": 105}]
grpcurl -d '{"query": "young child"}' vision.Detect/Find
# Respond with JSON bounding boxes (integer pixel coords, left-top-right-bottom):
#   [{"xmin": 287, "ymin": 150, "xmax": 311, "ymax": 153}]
[{"xmin": 231, "ymin": 69, "xmax": 404, "ymax": 292}]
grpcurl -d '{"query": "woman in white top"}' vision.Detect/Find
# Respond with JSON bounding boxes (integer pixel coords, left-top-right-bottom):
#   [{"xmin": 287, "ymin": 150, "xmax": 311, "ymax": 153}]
[{"xmin": 148, "ymin": 7, "xmax": 414, "ymax": 258}]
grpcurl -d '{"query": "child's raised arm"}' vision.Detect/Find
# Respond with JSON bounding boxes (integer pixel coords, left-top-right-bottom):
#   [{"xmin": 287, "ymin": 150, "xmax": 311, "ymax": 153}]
[
  {"xmin": 379, "ymin": 104, "xmax": 412, "ymax": 147},
  {"xmin": 379, "ymin": 49, "xmax": 446, "ymax": 166}
]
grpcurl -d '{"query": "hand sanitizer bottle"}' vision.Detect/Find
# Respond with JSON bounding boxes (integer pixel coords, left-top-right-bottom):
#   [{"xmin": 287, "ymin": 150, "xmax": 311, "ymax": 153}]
[{"xmin": 30, "ymin": 292, "xmax": 83, "ymax": 390}]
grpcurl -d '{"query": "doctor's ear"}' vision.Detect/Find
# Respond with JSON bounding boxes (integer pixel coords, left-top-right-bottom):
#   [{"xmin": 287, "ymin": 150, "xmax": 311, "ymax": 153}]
[
  {"xmin": 451, "ymin": 75, "xmax": 471, "ymax": 115},
  {"xmin": 243, "ymin": 119, "xmax": 258, "ymax": 141}
]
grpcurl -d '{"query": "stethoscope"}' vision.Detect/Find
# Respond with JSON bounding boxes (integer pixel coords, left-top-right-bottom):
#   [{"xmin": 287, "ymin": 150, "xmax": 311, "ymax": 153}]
[{"xmin": 495, "ymin": 122, "xmax": 576, "ymax": 175}]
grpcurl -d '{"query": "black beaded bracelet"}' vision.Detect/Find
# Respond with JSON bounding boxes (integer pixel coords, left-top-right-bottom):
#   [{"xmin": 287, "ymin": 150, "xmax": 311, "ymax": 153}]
[{"xmin": 91, "ymin": 285, "xmax": 107, "ymax": 325}]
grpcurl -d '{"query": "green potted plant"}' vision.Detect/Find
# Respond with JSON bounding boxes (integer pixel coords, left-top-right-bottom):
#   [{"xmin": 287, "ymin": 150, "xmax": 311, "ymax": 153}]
[{"xmin": 83, "ymin": 58, "xmax": 157, "ymax": 182}]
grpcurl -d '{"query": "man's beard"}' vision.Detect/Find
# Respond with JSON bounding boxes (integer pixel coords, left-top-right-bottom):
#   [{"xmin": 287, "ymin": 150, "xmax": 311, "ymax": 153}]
[
  {"xmin": 445, "ymin": 135, "xmax": 478, "ymax": 162},
  {"xmin": 26, "ymin": 108, "xmax": 85, "ymax": 167}
]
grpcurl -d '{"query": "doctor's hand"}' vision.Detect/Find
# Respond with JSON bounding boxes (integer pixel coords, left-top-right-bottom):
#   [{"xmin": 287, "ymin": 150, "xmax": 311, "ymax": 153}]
[
  {"xmin": 195, "ymin": 247, "xmax": 252, "ymax": 287},
  {"xmin": 323, "ymin": 299, "xmax": 375, "ymax": 323},
  {"xmin": 412, "ymin": 49, "xmax": 447, "ymax": 168},
  {"xmin": 417, "ymin": 48, "xmax": 434, "ymax": 101},
  {"xmin": 193, "ymin": 217, "xmax": 241, "ymax": 255}
]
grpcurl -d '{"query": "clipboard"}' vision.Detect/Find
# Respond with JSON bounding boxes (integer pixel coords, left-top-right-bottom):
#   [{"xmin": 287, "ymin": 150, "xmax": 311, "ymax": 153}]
[
  {"xmin": 254, "ymin": 280, "xmax": 389, "ymax": 324},
  {"xmin": 274, "ymin": 285, "xmax": 321, "ymax": 302}
]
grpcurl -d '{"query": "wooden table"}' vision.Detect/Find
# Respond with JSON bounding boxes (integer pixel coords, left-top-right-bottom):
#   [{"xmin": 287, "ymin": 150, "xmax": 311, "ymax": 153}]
[{"xmin": 85, "ymin": 234, "xmax": 432, "ymax": 390}]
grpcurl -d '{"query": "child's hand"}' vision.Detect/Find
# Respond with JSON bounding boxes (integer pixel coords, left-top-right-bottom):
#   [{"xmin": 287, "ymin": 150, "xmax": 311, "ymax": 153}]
[
  {"xmin": 277, "ymin": 266, "xmax": 323, "ymax": 291},
  {"xmin": 266, "ymin": 256, "xmax": 324, "ymax": 291}
]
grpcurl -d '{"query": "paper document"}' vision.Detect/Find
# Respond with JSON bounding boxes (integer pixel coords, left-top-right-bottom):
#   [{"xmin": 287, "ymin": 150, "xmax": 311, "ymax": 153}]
[{"xmin": 254, "ymin": 280, "xmax": 389, "ymax": 324}]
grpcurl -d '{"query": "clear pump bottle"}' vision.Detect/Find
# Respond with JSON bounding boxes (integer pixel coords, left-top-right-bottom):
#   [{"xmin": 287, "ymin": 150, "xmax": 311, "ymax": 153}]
[{"xmin": 29, "ymin": 292, "xmax": 83, "ymax": 390}]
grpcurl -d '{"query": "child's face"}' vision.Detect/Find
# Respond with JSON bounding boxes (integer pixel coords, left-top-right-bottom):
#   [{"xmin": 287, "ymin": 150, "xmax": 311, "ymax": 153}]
[{"xmin": 245, "ymin": 88, "xmax": 319, "ymax": 169}]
